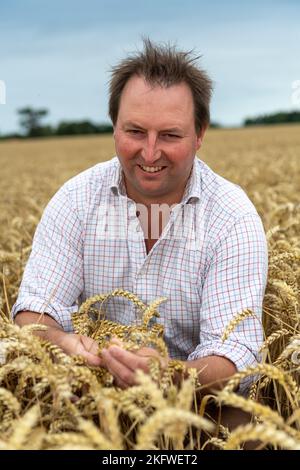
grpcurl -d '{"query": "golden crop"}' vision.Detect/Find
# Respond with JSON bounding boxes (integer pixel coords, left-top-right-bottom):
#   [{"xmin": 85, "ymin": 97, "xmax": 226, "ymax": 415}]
[{"xmin": 0, "ymin": 125, "xmax": 299, "ymax": 450}]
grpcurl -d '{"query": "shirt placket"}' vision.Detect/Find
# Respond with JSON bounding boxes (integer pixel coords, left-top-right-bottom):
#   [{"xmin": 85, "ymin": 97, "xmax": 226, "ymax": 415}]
[
  {"xmin": 122, "ymin": 200, "xmax": 148, "ymax": 324},
  {"xmin": 126, "ymin": 200, "xmax": 145, "ymax": 264}
]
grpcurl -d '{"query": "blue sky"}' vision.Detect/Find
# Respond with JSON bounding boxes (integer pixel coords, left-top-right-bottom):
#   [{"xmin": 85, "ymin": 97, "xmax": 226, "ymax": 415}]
[{"xmin": 0, "ymin": 0, "xmax": 299, "ymax": 134}]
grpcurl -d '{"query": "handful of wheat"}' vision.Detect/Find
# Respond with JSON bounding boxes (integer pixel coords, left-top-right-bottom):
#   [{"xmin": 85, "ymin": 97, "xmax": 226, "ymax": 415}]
[{"xmin": 71, "ymin": 289, "xmax": 186, "ymax": 385}]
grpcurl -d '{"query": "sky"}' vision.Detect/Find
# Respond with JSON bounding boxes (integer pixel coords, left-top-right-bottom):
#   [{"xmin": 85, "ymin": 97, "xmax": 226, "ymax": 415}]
[{"xmin": 0, "ymin": 0, "xmax": 299, "ymax": 134}]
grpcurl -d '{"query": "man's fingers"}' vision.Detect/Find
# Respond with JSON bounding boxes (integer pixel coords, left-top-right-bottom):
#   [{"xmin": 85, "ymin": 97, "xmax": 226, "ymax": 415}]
[
  {"xmin": 107, "ymin": 346, "xmax": 149, "ymax": 372},
  {"xmin": 80, "ymin": 350, "xmax": 103, "ymax": 367},
  {"xmin": 80, "ymin": 335, "xmax": 100, "ymax": 356},
  {"xmin": 113, "ymin": 376, "xmax": 130, "ymax": 390},
  {"xmin": 135, "ymin": 347, "xmax": 160, "ymax": 358},
  {"xmin": 65, "ymin": 334, "xmax": 103, "ymax": 367},
  {"xmin": 101, "ymin": 348, "xmax": 137, "ymax": 387},
  {"xmin": 109, "ymin": 337, "xmax": 124, "ymax": 347}
]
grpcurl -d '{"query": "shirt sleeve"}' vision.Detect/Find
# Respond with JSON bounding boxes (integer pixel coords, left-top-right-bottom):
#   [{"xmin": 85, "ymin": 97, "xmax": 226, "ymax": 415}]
[
  {"xmin": 187, "ymin": 212, "xmax": 268, "ymax": 394},
  {"xmin": 10, "ymin": 185, "xmax": 84, "ymax": 332}
]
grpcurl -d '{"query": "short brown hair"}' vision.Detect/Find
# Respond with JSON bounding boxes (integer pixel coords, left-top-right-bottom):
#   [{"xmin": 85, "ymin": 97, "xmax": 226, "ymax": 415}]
[{"xmin": 108, "ymin": 38, "xmax": 213, "ymax": 133}]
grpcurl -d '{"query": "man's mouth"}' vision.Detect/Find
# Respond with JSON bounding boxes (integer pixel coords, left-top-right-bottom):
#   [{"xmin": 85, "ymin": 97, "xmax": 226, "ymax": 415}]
[{"xmin": 138, "ymin": 164, "xmax": 166, "ymax": 174}]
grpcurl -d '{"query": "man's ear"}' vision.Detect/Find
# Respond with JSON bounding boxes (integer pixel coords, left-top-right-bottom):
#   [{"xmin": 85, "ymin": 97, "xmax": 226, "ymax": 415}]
[{"xmin": 196, "ymin": 123, "xmax": 208, "ymax": 149}]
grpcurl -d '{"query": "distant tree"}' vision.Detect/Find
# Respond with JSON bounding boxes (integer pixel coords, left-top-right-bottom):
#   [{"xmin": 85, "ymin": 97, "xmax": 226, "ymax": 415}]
[
  {"xmin": 0, "ymin": 132, "xmax": 23, "ymax": 140},
  {"xmin": 13, "ymin": 109, "xmax": 113, "ymax": 139},
  {"xmin": 18, "ymin": 107, "xmax": 50, "ymax": 137},
  {"xmin": 56, "ymin": 120, "xmax": 98, "ymax": 136},
  {"xmin": 56, "ymin": 120, "xmax": 113, "ymax": 136},
  {"xmin": 209, "ymin": 121, "xmax": 222, "ymax": 129},
  {"xmin": 97, "ymin": 123, "xmax": 114, "ymax": 134}
]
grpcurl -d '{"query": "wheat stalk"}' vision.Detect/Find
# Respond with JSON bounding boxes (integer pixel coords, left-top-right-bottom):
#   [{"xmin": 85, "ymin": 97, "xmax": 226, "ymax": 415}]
[
  {"xmin": 135, "ymin": 407, "xmax": 214, "ymax": 450},
  {"xmin": 224, "ymin": 423, "xmax": 300, "ymax": 450},
  {"xmin": 221, "ymin": 309, "xmax": 254, "ymax": 342}
]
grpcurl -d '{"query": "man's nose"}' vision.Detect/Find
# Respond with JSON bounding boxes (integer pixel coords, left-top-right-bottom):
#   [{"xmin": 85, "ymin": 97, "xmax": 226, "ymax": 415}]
[{"xmin": 141, "ymin": 135, "xmax": 161, "ymax": 164}]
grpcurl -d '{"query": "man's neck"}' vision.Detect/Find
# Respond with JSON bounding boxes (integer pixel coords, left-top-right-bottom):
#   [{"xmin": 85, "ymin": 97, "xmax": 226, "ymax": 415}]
[
  {"xmin": 124, "ymin": 181, "xmax": 188, "ymax": 209},
  {"xmin": 128, "ymin": 193, "xmax": 183, "ymax": 209}
]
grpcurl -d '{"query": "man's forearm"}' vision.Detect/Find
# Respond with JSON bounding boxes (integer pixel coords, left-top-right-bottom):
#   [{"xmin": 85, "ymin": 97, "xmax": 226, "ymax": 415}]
[
  {"xmin": 14, "ymin": 311, "xmax": 66, "ymax": 343},
  {"xmin": 181, "ymin": 355, "xmax": 237, "ymax": 392}
]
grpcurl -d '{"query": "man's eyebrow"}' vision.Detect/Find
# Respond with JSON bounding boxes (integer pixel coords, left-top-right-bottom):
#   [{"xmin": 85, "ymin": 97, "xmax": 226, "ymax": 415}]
[
  {"xmin": 123, "ymin": 122, "xmax": 183, "ymax": 133},
  {"xmin": 161, "ymin": 127, "xmax": 183, "ymax": 133},
  {"xmin": 123, "ymin": 121, "xmax": 144, "ymax": 129}
]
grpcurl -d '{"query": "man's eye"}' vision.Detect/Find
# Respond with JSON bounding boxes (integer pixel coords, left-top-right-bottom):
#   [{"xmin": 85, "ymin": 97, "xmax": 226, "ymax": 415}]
[
  {"xmin": 163, "ymin": 134, "xmax": 181, "ymax": 139},
  {"xmin": 128, "ymin": 129, "xmax": 143, "ymax": 135}
]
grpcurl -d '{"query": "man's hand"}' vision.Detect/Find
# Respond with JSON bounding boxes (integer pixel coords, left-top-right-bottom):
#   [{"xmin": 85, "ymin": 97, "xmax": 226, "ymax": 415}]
[
  {"xmin": 58, "ymin": 332, "xmax": 104, "ymax": 367},
  {"xmin": 101, "ymin": 339, "xmax": 169, "ymax": 389},
  {"xmin": 15, "ymin": 311, "xmax": 103, "ymax": 368}
]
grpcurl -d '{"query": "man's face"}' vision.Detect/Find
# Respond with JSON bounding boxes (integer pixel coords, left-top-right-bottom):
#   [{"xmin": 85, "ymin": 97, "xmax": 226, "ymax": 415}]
[{"xmin": 113, "ymin": 75, "xmax": 206, "ymax": 205}]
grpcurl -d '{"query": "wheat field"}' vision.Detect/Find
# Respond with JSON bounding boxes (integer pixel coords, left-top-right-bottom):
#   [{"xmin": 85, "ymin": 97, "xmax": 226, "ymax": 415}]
[{"xmin": 0, "ymin": 124, "xmax": 299, "ymax": 450}]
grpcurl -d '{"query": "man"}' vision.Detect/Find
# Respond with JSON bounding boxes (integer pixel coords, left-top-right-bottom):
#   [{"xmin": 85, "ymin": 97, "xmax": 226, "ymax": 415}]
[{"xmin": 12, "ymin": 39, "xmax": 268, "ymax": 396}]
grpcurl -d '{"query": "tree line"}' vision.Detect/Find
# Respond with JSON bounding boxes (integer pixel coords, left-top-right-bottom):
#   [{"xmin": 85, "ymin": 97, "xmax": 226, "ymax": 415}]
[
  {"xmin": 1, "ymin": 107, "xmax": 299, "ymax": 140},
  {"xmin": 0, "ymin": 107, "xmax": 113, "ymax": 139},
  {"xmin": 244, "ymin": 111, "xmax": 300, "ymax": 126}
]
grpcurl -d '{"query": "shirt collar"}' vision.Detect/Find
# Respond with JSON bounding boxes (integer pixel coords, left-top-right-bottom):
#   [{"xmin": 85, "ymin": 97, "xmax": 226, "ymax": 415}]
[
  {"xmin": 110, "ymin": 156, "xmax": 202, "ymax": 203},
  {"xmin": 110, "ymin": 158, "xmax": 127, "ymax": 196},
  {"xmin": 181, "ymin": 158, "xmax": 202, "ymax": 204}
]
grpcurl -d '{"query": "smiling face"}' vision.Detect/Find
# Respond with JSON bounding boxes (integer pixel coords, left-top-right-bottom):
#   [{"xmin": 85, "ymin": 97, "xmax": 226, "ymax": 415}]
[{"xmin": 113, "ymin": 75, "xmax": 207, "ymax": 206}]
